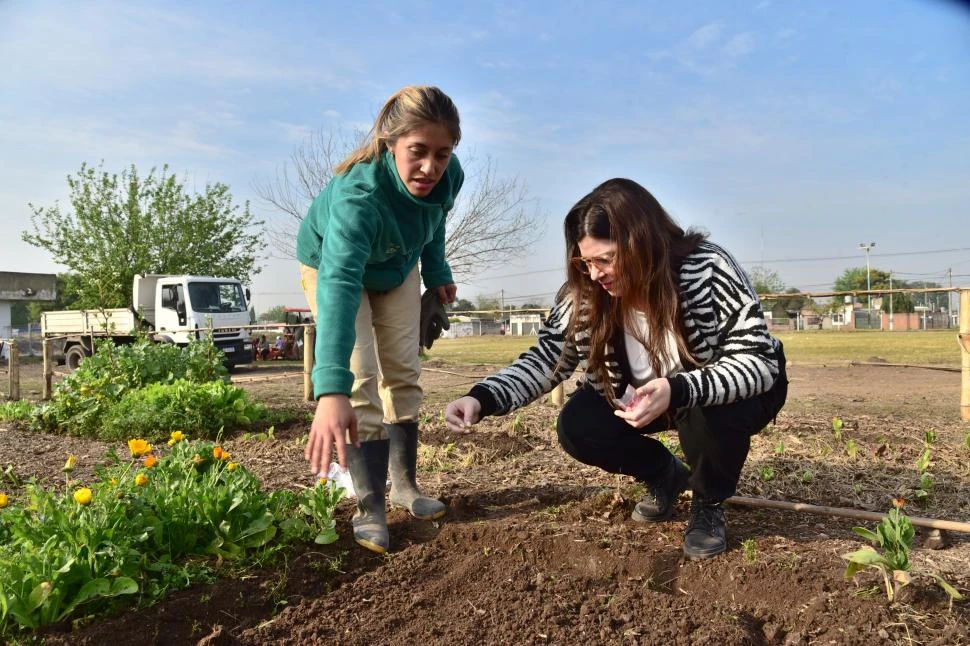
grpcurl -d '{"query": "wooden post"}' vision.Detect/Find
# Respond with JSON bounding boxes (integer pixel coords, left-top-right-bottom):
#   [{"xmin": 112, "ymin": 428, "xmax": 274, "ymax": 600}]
[
  {"xmin": 303, "ymin": 325, "xmax": 315, "ymax": 402},
  {"xmin": 42, "ymin": 338, "xmax": 53, "ymax": 401},
  {"xmin": 960, "ymin": 289, "xmax": 970, "ymax": 422},
  {"xmin": 8, "ymin": 340, "xmax": 19, "ymax": 401},
  {"xmin": 550, "ymin": 382, "xmax": 564, "ymax": 407}
]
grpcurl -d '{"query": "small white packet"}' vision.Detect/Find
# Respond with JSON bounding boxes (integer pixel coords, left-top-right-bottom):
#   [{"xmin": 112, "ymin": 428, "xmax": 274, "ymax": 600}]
[
  {"xmin": 614, "ymin": 384, "xmax": 641, "ymax": 409},
  {"xmin": 321, "ymin": 461, "xmax": 356, "ymax": 498}
]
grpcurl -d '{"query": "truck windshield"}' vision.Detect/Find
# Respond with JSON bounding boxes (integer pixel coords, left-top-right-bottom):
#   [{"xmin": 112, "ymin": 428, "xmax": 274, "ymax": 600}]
[{"xmin": 188, "ymin": 282, "xmax": 247, "ymax": 313}]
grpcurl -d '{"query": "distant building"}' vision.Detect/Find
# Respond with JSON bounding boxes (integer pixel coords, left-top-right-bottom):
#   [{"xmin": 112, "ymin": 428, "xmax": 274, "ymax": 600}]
[{"xmin": 0, "ymin": 271, "xmax": 57, "ymax": 338}]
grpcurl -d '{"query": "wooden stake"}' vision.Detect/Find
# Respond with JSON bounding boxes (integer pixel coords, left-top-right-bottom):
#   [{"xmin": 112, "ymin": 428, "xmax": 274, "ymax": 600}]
[
  {"xmin": 304, "ymin": 325, "xmax": 315, "ymax": 402},
  {"xmin": 42, "ymin": 338, "xmax": 53, "ymax": 400},
  {"xmin": 728, "ymin": 495, "xmax": 970, "ymax": 533},
  {"xmin": 550, "ymin": 382, "xmax": 564, "ymax": 407},
  {"xmin": 960, "ymin": 289, "xmax": 970, "ymax": 422},
  {"xmin": 8, "ymin": 340, "xmax": 19, "ymax": 401}
]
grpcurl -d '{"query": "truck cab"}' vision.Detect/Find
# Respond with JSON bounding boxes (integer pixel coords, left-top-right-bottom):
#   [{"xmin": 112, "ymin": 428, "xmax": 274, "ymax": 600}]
[{"xmin": 138, "ymin": 275, "xmax": 251, "ymax": 367}]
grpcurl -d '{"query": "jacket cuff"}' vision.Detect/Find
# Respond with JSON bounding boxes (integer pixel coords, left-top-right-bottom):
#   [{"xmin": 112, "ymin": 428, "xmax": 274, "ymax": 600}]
[
  {"xmin": 667, "ymin": 374, "xmax": 690, "ymax": 409},
  {"xmin": 468, "ymin": 385, "xmax": 500, "ymax": 418},
  {"xmin": 312, "ymin": 366, "xmax": 354, "ymax": 399}
]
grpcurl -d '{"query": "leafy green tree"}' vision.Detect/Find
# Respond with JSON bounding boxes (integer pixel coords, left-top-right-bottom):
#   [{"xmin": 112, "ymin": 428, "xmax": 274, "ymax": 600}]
[
  {"xmin": 260, "ymin": 305, "xmax": 287, "ymax": 322},
  {"xmin": 475, "ymin": 295, "xmax": 502, "ymax": 319},
  {"xmin": 747, "ymin": 266, "xmax": 785, "ymax": 295},
  {"xmin": 519, "ymin": 302, "xmax": 548, "ymax": 311},
  {"xmin": 833, "ymin": 267, "xmax": 891, "ymax": 293},
  {"xmin": 777, "ymin": 288, "xmax": 811, "ymax": 313},
  {"xmin": 450, "ymin": 298, "xmax": 476, "ymax": 313},
  {"xmin": 22, "ymin": 162, "xmax": 264, "ymax": 309}
]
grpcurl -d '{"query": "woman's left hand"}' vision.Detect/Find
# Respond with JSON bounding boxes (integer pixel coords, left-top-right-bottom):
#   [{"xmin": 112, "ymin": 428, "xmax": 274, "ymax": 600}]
[
  {"xmin": 614, "ymin": 378, "xmax": 671, "ymax": 428},
  {"xmin": 437, "ymin": 283, "xmax": 457, "ymax": 304}
]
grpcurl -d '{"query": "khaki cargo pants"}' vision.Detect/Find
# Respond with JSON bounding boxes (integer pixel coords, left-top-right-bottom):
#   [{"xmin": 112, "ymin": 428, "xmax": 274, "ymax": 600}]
[{"xmin": 300, "ymin": 264, "xmax": 423, "ymax": 442}]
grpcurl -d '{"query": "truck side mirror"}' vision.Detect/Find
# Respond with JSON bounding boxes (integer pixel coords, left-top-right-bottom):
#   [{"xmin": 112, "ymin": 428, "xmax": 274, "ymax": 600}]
[{"xmin": 245, "ymin": 288, "xmax": 251, "ymax": 303}]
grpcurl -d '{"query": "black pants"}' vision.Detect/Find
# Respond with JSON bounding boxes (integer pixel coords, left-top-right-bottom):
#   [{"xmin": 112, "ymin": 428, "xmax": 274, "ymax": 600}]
[{"xmin": 557, "ymin": 347, "xmax": 788, "ymax": 502}]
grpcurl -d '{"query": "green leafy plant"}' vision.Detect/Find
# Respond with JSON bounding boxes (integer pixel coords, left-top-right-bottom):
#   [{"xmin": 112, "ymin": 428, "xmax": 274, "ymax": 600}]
[
  {"xmin": 923, "ymin": 430, "xmax": 937, "ymax": 445},
  {"xmin": 915, "ymin": 447, "xmax": 932, "ymax": 474},
  {"xmin": 843, "ymin": 501, "xmax": 963, "ymax": 603},
  {"xmin": 832, "ymin": 417, "xmax": 844, "ymax": 442},
  {"xmin": 0, "ymin": 435, "xmax": 345, "ymax": 637},
  {"xmin": 741, "ymin": 539, "xmax": 757, "ymax": 563},
  {"xmin": 0, "ymin": 400, "xmax": 33, "ymax": 422},
  {"xmin": 845, "ymin": 439, "xmax": 859, "ymax": 460},
  {"xmin": 773, "ymin": 440, "xmax": 786, "ymax": 456},
  {"xmin": 31, "ymin": 337, "xmax": 229, "ymax": 438},
  {"xmin": 759, "ymin": 466, "xmax": 776, "ymax": 482},
  {"xmin": 801, "ymin": 470, "xmax": 814, "ymax": 484}
]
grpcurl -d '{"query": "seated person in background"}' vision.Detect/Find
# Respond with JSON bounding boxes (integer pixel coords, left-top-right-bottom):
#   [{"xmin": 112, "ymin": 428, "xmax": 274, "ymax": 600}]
[
  {"xmin": 258, "ymin": 335, "xmax": 270, "ymax": 360},
  {"xmin": 274, "ymin": 335, "xmax": 285, "ymax": 354}
]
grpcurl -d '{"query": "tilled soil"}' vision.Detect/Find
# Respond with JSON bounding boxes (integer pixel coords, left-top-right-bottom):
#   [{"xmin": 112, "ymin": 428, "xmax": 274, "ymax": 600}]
[{"xmin": 2, "ymin": 360, "xmax": 969, "ymax": 645}]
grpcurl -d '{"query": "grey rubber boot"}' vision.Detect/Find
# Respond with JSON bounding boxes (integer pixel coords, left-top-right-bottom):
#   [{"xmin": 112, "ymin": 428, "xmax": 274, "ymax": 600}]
[
  {"xmin": 386, "ymin": 422, "xmax": 446, "ymax": 520},
  {"xmin": 345, "ymin": 439, "xmax": 390, "ymax": 554}
]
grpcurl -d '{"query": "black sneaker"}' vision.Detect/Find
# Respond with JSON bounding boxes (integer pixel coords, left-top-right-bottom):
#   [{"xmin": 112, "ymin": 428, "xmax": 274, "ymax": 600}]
[
  {"xmin": 683, "ymin": 498, "xmax": 727, "ymax": 559},
  {"xmin": 632, "ymin": 457, "xmax": 690, "ymax": 522}
]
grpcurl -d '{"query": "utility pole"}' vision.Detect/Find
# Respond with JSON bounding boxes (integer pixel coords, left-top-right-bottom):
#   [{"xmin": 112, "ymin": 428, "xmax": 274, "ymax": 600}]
[
  {"xmin": 948, "ymin": 268, "xmax": 953, "ymax": 326},
  {"xmin": 858, "ymin": 242, "xmax": 876, "ymax": 329},
  {"xmin": 889, "ymin": 270, "xmax": 894, "ymax": 331}
]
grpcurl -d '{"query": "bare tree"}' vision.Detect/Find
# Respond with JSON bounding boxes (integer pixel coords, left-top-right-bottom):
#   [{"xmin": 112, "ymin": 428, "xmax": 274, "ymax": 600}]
[{"xmin": 253, "ymin": 128, "xmax": 544, "ymax": 281}]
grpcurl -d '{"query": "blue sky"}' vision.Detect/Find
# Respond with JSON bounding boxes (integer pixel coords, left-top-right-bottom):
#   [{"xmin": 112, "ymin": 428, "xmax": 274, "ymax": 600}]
[{"xmin": 1, "ymin": 0, "xmax": 968, "ymax": 313}]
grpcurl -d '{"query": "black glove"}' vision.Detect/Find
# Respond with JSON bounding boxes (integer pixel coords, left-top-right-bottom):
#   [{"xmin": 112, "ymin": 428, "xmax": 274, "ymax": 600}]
[{"xmin": 420, "ymin": 288, "xmax": 451, "ymax": 350}]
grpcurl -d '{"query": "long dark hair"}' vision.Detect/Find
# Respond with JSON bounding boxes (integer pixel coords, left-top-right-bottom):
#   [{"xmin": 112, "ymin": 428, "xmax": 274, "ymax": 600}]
[{"xmin": 563, "ymin": 178, "xmax": 706, "ymax": 399}]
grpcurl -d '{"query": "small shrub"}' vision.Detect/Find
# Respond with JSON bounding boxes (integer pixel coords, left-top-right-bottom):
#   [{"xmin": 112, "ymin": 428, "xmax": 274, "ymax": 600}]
[
  {"xmin": 31, "ymin": 338, "xmax": 229, "ymax": 438},
  {"xmin": 0, "ymin": 401, "xmax": 33, "ymax": 422},
  {"xmin": 100, "ymin": 379, "xmax": 267, "ymax": 441}
]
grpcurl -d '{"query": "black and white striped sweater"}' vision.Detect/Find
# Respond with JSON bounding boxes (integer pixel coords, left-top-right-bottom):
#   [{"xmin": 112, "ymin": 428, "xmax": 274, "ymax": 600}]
[{"xmin": 468, "ymin": 241, "xmax": 783, "ymax": 417}]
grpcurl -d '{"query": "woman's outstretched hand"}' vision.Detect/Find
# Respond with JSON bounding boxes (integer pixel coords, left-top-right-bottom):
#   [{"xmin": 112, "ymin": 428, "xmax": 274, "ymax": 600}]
[
  {"xmin": 444, "ymin": 396, "xmax": 482, "ymax": 433},
  {"xmin": 305, "ymin": 394, "xmax": 359, "ymax": 474},
  {"xmin": 613, "ymin": 378, "xmax": 671, "ymax": 429}
]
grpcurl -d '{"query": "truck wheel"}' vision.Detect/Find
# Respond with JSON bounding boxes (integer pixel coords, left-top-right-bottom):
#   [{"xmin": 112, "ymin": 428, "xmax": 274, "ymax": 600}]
[{"xmin": 65, "ymin": 345, "xmax": 87, "ymax": 371}]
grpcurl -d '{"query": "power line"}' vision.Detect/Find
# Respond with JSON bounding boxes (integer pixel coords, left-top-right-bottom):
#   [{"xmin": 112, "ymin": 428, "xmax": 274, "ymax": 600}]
[{"xmin": 470, "ymin": 246, "xmax": 970, "ymax": 282}]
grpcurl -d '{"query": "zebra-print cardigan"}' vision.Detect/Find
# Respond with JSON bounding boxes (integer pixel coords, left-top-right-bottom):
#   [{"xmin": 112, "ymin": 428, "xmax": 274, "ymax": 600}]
[{"xmin": 468, "ymin": 241, "xmax": 783, "ymax": 418}]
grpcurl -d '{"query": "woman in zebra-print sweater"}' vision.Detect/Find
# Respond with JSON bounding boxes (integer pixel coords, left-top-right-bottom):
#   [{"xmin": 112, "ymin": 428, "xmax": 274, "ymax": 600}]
[{"xmin": 445, "ymin": 178, "xmax": 788, "ymax": 559}]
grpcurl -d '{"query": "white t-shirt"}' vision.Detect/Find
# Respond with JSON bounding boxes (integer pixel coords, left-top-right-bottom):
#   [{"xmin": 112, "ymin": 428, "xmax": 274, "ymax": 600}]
[{"xmin": 624, "ymin": 311, "xmax": 683, "ymax": 387}]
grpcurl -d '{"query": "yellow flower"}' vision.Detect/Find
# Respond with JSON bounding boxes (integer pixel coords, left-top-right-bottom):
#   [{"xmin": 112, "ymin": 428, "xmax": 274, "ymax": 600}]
[
  {"xmin": 167, "ymin": 430, "xmax": 186, "ymax": 446},
  {"xmin": 63, "ymin": 455, "xmax": 77, "ymax": 473},
  {"xmin": 73, "ymin": 488, "xmax": 93, "ymax": 506},
  {"xmin": 143, "ymin": 455, "xmax": 158, "ymax": 468},
  {"xmin": 128, "ymin": 439, "xmax": 153, "ymax": 458},
  {"xmin": 109, "ymin": 477, "xmax": 119, "ymax": 487},
  {"xmin": 219, "ymin": 451, "xmax": 231, "ymax": 462},
  {"xmin": 192, "ymin": 454, "xmax": 204, "ymax": 466},
  {"xmin": 227, "ymin": 462, "xmax": 239, "ymax": 472},
  {"xmin": 134, "ymin": 473, "xmax": 149, "ymax": 487},
  {"xmin": 0, "ymin": 493, "xmax": 9, "ymax": 508}
]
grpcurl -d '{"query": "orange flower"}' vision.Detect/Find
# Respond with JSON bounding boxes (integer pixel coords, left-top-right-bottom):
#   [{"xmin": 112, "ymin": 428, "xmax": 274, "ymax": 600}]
[
  {"xmin": 892, "ymin": 497, "xmax": 906, "ymax": 508},
  {"xmin": 73, "ymin": 488, "xmax": 93, "ymax": 506},
  {"xmin": 127, "ymin": 439, "xmax": 153, "ymax": 458},
  {"xmin": 143, "ymin": 455, "xmax": 158, "ymax": 468},
  {"xmin": 213, "ymin": 447, "xmax": 224, "ymax": 460},
  {"xmin": 134, "ymin": 473, "xmax": 149, "ymax": 487}
]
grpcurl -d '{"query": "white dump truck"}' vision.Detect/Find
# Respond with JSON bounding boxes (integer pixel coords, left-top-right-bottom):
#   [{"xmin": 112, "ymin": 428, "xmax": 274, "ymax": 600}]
[{"xmin": 41, "ymin": 274, "xmax": 252, "ymax": 370}]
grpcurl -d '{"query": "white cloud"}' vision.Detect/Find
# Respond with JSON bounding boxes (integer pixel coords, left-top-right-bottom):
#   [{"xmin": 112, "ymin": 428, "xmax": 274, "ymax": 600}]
[
  {"xmin": 723, "ymin": 32, "xmax": 755, "ymax": 58},
  {"xmin": 686, "ymin": 23, "xmax": 722, "ymax": 49}
]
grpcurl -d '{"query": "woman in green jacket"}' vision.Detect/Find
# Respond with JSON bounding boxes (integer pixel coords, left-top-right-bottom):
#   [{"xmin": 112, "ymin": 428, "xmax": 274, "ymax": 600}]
[{"xmin": 297, "ymin": 86, "xmax": 463, "ymax": 553}]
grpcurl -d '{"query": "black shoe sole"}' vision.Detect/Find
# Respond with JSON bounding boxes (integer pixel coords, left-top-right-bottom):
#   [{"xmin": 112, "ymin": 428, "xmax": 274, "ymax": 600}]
[{"xmin": 682, "ymin": 542, "xmax": 727, "ymax": 559}]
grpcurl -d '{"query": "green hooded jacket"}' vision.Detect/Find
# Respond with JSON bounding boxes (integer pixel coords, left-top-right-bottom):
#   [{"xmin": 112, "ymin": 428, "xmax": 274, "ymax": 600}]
[{"xmin": 296, "ymin": 151, "xmax": 463, "ymax": 398}]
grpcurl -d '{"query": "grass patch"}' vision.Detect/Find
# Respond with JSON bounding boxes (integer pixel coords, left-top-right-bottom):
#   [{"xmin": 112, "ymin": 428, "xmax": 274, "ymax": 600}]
[{"xmin": 426, "ymin": 329, "xmax": 962, "ymax": 368}]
